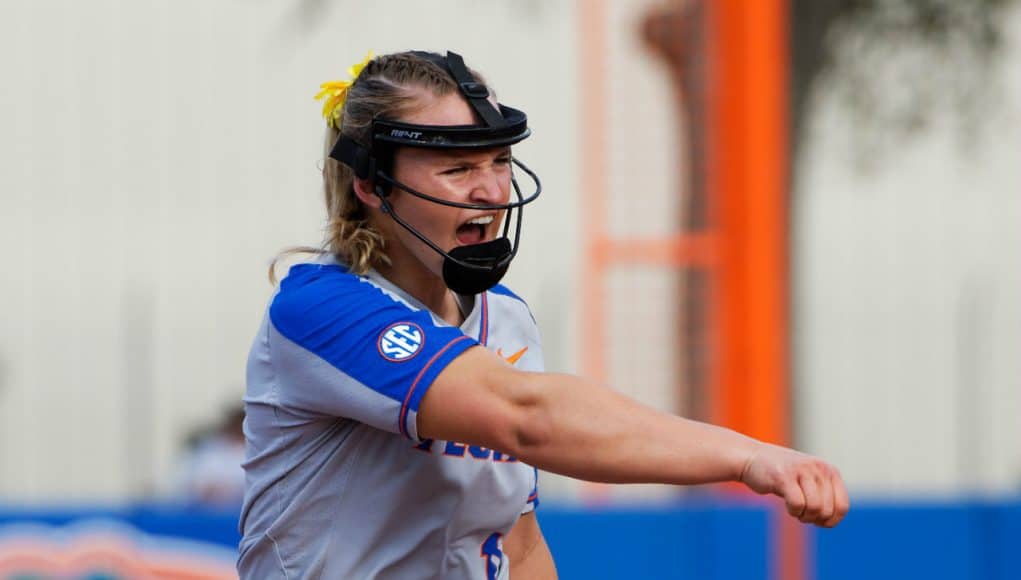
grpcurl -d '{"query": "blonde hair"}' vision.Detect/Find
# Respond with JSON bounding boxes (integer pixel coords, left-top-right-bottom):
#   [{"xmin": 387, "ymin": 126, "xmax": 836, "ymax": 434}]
[{"xmin": 269, "ymin": 51, "xmax": 488, "ymax": 283}]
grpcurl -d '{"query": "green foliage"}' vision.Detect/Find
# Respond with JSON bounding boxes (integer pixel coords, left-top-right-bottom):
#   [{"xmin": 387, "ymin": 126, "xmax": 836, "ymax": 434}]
[{"xmin": 791, "ymin": 0, "xmax": 1017, "ymax": 160}]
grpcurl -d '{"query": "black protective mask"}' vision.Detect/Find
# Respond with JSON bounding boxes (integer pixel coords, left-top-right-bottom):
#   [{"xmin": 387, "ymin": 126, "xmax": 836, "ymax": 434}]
[{"xmin": 444, "ymin": 239, "xmax": 513, "ymax": 295}]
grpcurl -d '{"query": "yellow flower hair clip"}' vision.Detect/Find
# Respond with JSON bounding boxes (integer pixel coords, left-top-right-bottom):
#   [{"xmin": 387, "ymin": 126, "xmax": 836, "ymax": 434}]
[{"xmin": 315, "ymin": 51, "xmax": 374, "ymax": 129}]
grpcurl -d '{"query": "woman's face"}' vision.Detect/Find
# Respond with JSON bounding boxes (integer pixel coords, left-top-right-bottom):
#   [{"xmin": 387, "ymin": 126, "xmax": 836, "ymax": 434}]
[{"xmin": 381, "ymin": 91, "xmax": 513, "ymax": 279}]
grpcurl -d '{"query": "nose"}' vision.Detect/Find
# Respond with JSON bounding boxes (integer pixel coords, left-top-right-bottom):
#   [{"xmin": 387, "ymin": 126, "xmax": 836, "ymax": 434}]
[{"xmin": 467, "ymin": 166, "xmax": 510, "ymax": 206}]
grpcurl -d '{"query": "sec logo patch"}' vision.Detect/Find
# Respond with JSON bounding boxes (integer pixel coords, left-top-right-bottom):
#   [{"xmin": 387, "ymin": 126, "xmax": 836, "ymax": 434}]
[{"xmin": 378, "ymin": 322, "xmax": 425, "ymax": 362}]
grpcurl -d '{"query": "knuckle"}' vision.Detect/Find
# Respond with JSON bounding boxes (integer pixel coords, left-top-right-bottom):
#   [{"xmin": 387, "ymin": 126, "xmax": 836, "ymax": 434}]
[
  {"xmin": 771, "ymin": 472, "xmax": 792, "ymax": 493},
  {"xmin": 795, "ymin": 462, "xmax": 817, "ymax": 479},
  {"xmin": 787, "ymin": 498, "xmax": 806, "ymax": 515}
]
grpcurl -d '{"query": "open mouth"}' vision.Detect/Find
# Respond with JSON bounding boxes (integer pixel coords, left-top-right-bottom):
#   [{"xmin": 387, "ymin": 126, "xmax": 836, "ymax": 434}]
[{"xmin": 455, "ymin": 214, "xmax": 495, "ymax": 245}]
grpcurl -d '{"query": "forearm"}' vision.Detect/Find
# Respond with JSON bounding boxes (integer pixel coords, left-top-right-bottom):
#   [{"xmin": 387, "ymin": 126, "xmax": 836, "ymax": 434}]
[
  {"xmin": 511, "ymin": 373, "xmax": 760, "ymax": 485},
  {"xmin": 420, "ymin": 348, "xmax": 849, "ymax": 527}
]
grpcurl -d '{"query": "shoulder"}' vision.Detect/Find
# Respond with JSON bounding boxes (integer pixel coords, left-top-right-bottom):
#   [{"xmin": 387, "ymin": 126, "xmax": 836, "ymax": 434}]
[
  {"xmin": 486, "ymin": 283, "xmax": 537, "ymax": 326},
  {"xmin": 273, "ymin": 263, "xmax": 377, "ymax": 301},
  {"xmin": 489, "ymin": 283, "xmax": 528, "ymax": 306},
  {"xmin": 269, "ymin": 264, "xmax": 415, "ymax": 341}
]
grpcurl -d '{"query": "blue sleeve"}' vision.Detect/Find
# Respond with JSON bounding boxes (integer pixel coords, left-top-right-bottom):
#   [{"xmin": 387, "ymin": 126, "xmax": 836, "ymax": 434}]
[{"xmin": 267, "ymin": 265, "xmax": 477, "ymax": 439}]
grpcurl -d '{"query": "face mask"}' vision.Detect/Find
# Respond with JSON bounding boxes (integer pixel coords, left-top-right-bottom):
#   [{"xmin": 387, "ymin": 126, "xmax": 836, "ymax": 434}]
[{"xmin": 373, "ymin": 156, "xmax": 540, "ymax": 294}]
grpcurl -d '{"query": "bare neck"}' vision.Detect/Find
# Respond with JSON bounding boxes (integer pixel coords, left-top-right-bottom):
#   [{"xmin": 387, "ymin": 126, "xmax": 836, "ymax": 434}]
[{"xmin": 376, "ymin": 255, "xmax": 464, "ymax": 327}]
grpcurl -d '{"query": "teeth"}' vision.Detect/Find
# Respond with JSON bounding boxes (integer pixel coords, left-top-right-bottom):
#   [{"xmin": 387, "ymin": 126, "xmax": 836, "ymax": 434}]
[{"xmin": 467, "ymin": 215, "xmax": 494, "ymax": 225}]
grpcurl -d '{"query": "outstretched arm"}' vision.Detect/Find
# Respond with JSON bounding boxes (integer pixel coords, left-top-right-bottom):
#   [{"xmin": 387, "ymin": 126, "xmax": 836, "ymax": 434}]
[{"xmin": 418, "ymin": 346, "xmax": 848, "ymax": 527}]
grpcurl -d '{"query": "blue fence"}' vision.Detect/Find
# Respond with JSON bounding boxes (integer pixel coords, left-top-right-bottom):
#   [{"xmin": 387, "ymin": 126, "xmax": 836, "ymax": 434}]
[
  {"xmin": 813, "ymin": 499, "xmax": 1021, "ymax": 580},
  {"xmin": 0, "ymin": 497, "xmax": 1018, "ymax": 579}
]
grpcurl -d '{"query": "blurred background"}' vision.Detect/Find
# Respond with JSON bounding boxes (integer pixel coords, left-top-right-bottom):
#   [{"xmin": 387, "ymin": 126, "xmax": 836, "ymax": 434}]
[{"xmin": 1, "ymin": 0, "xmax": 1019, "ymax": 578}]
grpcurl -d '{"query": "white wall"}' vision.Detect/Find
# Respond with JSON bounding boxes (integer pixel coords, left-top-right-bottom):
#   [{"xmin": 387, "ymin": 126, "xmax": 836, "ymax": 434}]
[
  {"xmin": 793, "ymin": 6, "xmax": 1021, "ymax": 495},
  {"xmin": 0, "ymin": 0, "xmax": 582, "ymax": 502},
  {"xmin": 2, "ymin": 0, "xmax": 1017, "ymax": 503}
]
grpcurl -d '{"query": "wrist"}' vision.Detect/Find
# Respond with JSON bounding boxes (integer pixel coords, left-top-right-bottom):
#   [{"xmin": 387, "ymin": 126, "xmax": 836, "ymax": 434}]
[{"xmin": 727, "ymin": 431, "xmax": 764, "ymax": 483}]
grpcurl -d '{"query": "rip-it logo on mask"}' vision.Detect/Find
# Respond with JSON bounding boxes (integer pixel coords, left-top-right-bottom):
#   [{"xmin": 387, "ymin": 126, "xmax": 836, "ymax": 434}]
[{"xmin": 378, "ymin": 322, "xmax": 424, "ymax": 361}]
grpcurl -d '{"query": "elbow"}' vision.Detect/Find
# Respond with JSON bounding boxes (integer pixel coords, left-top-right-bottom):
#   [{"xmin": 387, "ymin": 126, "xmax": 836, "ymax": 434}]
[
  {"xmin": 493, "ymin": 375, "xmax": 554, "ymax": 459},
  {"xmin": 509, "ymin": 405, "xmax": 554, "ymax": 457}
]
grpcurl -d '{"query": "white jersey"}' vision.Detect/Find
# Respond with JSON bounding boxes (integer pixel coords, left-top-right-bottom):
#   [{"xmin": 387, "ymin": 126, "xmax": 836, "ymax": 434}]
[{"xmin": 238, "ymin": 259, "xmax": 542, "ymax": 580}]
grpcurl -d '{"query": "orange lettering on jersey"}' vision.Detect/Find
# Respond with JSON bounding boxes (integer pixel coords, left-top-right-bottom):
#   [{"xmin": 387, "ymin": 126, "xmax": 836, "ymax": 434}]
[{"xmin": 496, "ymin": 346, "xmax": 528, "ymax": 365}]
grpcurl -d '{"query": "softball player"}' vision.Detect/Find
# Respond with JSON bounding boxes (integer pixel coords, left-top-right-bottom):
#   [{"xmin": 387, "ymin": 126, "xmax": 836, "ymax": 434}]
[{"xmin": 238, "ymin": 50, "xmax": 848, "ymax": 580}]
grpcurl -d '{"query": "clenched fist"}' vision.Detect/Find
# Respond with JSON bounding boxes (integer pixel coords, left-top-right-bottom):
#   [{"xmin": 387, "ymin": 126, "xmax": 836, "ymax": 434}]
[{"xmin": 739, "ymin": 443, "xmax": 850, "ymax": 527}]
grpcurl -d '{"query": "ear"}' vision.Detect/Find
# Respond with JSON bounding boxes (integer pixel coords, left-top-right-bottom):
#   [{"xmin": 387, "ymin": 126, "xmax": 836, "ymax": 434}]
[{"xmin": 352, "ymin": 177, "xmax": 382, "ymax": 209}]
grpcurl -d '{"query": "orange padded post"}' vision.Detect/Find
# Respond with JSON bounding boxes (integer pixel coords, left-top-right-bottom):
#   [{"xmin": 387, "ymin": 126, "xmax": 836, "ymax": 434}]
[
  {"xmin": 707, "ymin": 0, "xmax": 789, "ymax": 447},
  {"xmin": 705, "ymin": 0, "xmax": 802, "ymax": 578}
]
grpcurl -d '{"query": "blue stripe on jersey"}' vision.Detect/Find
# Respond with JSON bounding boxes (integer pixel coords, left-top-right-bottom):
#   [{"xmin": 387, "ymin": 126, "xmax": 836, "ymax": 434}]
[
  {"xmin": 489, "ymin": 283, "xmax": 527, "ymax": 305},
  {"xmin": 397, "ymin": 334, "xmax": 474, "ymax": 438},
  {"xmin": 269, "ymin": 264, "xmax": 476, "ymax": 437}
]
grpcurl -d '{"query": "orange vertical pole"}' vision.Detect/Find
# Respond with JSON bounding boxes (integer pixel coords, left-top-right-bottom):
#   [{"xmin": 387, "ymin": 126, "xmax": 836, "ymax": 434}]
[
  {"xmin": 706, "ymin": 0, "xmax": 789, "ymax": 458},
  {"xmin": 741, "ymin": 0, "xmax": 790, "ymax": 449},
  {"xmin": 706, "ymin": 0, "xmax": 750, "ymax": 434},
  {"xmin": 705, "ymin": 0, "xmax": 801, "ymax": 579}
]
